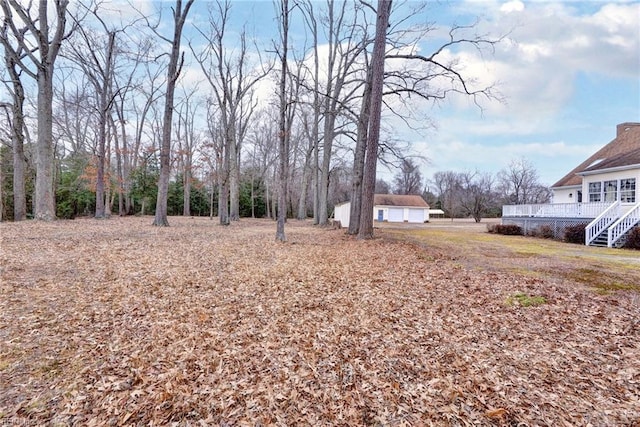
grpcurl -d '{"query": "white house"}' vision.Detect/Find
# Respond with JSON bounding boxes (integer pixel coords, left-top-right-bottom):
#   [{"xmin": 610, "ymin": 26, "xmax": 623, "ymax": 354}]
[
  {"xmin": 334, "ymin": 194, "xmax": 430, "ymax": 229},
  {"xmin": 502, "ymin": 122, "xmax": 640, "ymax": 247},
  {"xmin": 551, "ymin": 122, "xmax": 640, "ymax": 206}
]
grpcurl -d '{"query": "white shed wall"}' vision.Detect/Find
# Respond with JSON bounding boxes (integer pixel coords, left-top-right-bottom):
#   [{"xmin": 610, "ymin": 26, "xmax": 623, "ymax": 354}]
[
  {"xmin": 333, "ymin": 202, "xmax": 430, "ymax": 227},
  {"xmin": 333, "ymin": 203, "xmax": 351, "ymax": 228}
]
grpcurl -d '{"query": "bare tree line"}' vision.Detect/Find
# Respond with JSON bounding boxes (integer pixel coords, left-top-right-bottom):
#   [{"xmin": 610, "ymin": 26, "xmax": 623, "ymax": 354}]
[
  {"xmin": 0, "ymin": 0, "xmax": 506, "ymax": 239},
  {"xmin": 426, "ymin": 158, "xmax": 551, "ymax": 222}
]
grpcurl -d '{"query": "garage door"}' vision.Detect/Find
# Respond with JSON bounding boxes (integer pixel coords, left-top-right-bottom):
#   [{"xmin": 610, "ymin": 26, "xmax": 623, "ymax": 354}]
[
  {"xmin": 407, "ymin": 209, "xmax": 424, "ymax": 223},
  {"xmin": 388, "ymin": 208, "xmax": 404, "ymax": 222}
]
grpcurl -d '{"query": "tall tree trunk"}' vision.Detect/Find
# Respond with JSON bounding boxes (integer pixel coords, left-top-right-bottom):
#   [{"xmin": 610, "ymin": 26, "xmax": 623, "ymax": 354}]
[
  {"xmin": 358, "ymin": 0, "xmax": 391, "ymax": 240},
  {"xmin": 34, "ymin": 68, "xmax": 56, "ymax": 221},
  {"xmin": 94, "ymin": 31, "xmax": 115, "ymax": 219},
  {"xmin": 183, "ymin": 156, "xmax": 191, "ymax": 216},
  {"xmin": 2, "ymin": 44, "xmax": 28, "ymax": 221},
  {"xmin": 10, "ymin": 70, "xmax": 27, "ymax": 221},
  {"xmin": 104, "ymin": 123, "xmax": 112, "ymax": 217},
  {"xmin": 111, "ymin": 116, "xmax": 125, "ymax": 216},
  {"xmin": 219, "ymin": 141, "xmax": 230, "ymax": 224},
  {"xmin": 95, "ymin": 108, "xmax": 107, "ymax": 218},
  {"xmin": 318, "ymin": 112, "xmax": 336, "ymax": 225},
  {"xmin": 297, "ymin": 148, "xmax": 313, "ymax": 219},
  {"xmin": 312, "ymin": 133, "xmax": 319, "ymax": 224},
  {"xmin": 0, "ymin": 147, "xmax": 3, "ymax": 220},
  {"xmin": 229, "ymin": 133, "xmax": 239, "ymax": 221},
  {"xmin": 276, "ymin": 0, "xmax": 290, "ymax": 241},
  {"xmin": 1, "ymin": 0, "xmax": 68, "ymax": 221},
  {"xmin": 153, "ymin": 0, "xmax": 194, "ymax": 226},
  {"xmin": 348, "ymin": 68, "xmax": 372, "ymax": 235}
]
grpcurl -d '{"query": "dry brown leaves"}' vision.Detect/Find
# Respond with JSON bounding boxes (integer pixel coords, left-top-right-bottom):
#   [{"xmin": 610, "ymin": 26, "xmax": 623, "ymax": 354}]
[{"xmin": 1, "ymin": 217, "xmax": 639, "ymax": 426}]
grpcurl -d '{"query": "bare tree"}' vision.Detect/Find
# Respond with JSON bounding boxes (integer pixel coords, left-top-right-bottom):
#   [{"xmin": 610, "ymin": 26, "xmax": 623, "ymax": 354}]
[
  {"xmin": 0, "ymin": 0, "xmax": 71, "ymax": 221},
  {"xmin": 65, "ymin": 11, "xmax": 121, "ymax": 218},
  {"xmin": 358, "ymin": 0, "xmax": 391, "ymax": 240},
  {"xmin": 0, "ymin": 36, "xmax": 27, "ymax": 220},
  {"xmin": 174, "ymin": 87, "xmax": 202, "ymax": 216},
  {"xmin": 295, "ymin": 109, "xmax": 317, "ymax": 219},
  {"xmin": 192, "ymin": 0, "xmax": 269, "ymax": 224},
  {"xmin": 152, "ymin": 0, "xmax": 194, "ymax": 227},
  {"xmin": 348, "ymin": 8, "xmax": 503, "ymax": 231},
  {"xmin": 347, "ymin": 62, "xmax": 372, "ymax": 234},
  {"xmin": 458, "ymin": 171, "xmax": 496, "ymax": 222},
  {"xmin": 299, "ymin": 1, "xmax": 322, "ymax": 224},
  {"xmin": 383, "ymin": 13, "xmax": 504, "ymax": 114},
  {"xmin": 304, "ymin": 0, "xmax": 368, "ymax": 226},
  {"xmin": 497, "ymin": 157, "xmax": 548, "ymax": 205},
  {"xmin": 392, "ymin": 157, "xmax": 423, "ymax": 195},
  {"xmin": 432, "ymin": 170, "xmax": 462, "ymax": 220},
  {"xmin": 118, "ymin": 54, "xmax": 166, "ymax": 215},
  {"xmin": 275, "ymin": 0, "xmax": 293, "ymax": 242}
]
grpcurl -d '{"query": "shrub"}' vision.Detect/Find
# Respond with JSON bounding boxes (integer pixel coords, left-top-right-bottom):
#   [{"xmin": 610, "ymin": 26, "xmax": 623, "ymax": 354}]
[
  {"xmin": 564, "ymin": 223, "xmax": 587, "ymax": 244},
  {"xmin": 623, "ymin": 226, "xmax": 640, "ymax": 250},
  {"xmin": 537, "ymin": 225, "xmax": 555, "ymax": 239},
  {"xmin": 487, "ymin": 224, "xmax": 522, "ymax": 235},
  {"xmin": 527, "ymin": 225, "xmax": 554, "ymax": 239}
]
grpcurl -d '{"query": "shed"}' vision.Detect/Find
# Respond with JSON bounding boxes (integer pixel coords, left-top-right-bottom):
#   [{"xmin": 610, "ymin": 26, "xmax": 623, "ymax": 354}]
[{"xmin": 333, "ymin": 194, "xmax": 430, "ymax": 228}]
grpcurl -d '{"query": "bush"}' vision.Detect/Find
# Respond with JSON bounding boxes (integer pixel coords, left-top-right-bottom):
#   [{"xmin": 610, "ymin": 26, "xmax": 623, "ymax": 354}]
[
  {"xmin": 487, "ymin": 223, "xmax": 522, "ymax": 235},
  {"xmin": 564, "ymin": 223, "xmax": 587, "ymax": 244},
  {"xmin": 623, "ymin": 226, "xmax": 640, "ymax": 250},
  {"xmin": 528, "ymin": 224, "xmax": 554, "ymax": 239}
]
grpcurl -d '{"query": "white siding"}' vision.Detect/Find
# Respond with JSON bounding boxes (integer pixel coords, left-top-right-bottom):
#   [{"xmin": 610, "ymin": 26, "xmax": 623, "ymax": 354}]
[
  {"xmin": 552, "ymin": 187, "xmax": 580, "ymax": 204},
  {"xmin": 333, "ymin": 203, "xmax": 350, "ymax": 228},
  {"xmin": 333, "ymin": 202, "xmax": 430, "ymax": 227}
]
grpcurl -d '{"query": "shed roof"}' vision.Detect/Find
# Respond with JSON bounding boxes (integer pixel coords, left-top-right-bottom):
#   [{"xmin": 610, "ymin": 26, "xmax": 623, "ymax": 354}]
[
  {"xmin": 552, "ymin": 122, "xmax": 640, "ymax": 188},
  {"xmin": 374, "ymin": 194, "xmax": 429, "ymax": 208}
]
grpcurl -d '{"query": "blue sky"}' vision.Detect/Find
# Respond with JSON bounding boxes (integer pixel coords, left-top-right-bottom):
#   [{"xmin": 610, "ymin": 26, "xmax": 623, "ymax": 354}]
[
  {"xmin": 182, "ymin": 0, "xmax": 640, "ymax": 187},
  {"xmin": 393, "ymin": 0, "xmax": 640, "ymax": 186},
  {"xmin": 4, "ymin": 0, "xmax": 638, "ymax": 189}
]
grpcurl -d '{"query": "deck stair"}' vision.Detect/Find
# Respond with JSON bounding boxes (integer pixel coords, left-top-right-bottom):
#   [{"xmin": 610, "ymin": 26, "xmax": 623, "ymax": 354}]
[
  {"xmin": 587, "ymin": 201, "xmax": 640, "ymax": 248},
  {"xmin": 589, "ymin": 231, "xmax": 610, "ymax": 247}
]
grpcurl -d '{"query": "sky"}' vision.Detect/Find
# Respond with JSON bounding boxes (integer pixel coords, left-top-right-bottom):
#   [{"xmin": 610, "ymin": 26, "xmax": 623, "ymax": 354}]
[
  {"xmin": 402, "ymin": 0, "xmax": 640, "ymax": 188},
  {"xmin": 186, "ymin": 0, "xmax": 640, "ymax": 187},
  {"xmin": 2, "ymin": 0, "xmax": 639, "ymax": 189}
]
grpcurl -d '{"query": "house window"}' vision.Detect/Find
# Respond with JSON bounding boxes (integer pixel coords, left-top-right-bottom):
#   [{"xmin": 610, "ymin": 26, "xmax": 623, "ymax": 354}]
[
  {"xmin": 604, "ymin": 180, "xmax": 618, "ymax": 202},
  {"xmin": 621, "ymin": 178, "xmax": 636, "ymax": 203},
  {"xmin": 588, "ymin": 182, "xmax": 601, "ymax": 202}
]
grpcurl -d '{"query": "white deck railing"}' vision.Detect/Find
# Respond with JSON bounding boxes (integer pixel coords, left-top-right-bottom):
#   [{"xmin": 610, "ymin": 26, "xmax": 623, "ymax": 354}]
[
  {"xmin": 585, "ymin": 201, "xmax": 620, "ymax": 246},
  {"xmin": 607, "ymin": 202, "xmax": 640, "ymax": 248},
  {"xmin": 502, "ymin": 202, "xmax": 613, "ymax": 218}
]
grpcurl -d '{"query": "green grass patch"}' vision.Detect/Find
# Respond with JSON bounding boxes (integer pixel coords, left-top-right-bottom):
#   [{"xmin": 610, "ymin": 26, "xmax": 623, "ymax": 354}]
[
  {"xmin": 564, "ymin": 268, "xmax": 639, "ymax": 293},
  {"xmin": 506, "ymin": 292, "xmax": 547, "ymax": 307}
]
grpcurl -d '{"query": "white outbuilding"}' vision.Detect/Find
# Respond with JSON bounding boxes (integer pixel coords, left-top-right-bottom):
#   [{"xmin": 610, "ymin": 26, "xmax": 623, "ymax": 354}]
[{"xmin": 333, "ymin": 194, "xmax": 430, "ymax": 228}]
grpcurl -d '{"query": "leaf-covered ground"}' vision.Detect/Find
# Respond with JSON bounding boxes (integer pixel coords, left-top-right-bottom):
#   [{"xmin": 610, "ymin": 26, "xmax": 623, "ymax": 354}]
[{"xmin": 1, "ymin": 217, "xmax": 639, "ymax": 426}]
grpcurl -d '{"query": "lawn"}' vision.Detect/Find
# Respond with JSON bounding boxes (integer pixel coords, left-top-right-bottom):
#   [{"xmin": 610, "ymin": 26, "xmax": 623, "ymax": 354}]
[{"xmin": 1, "ymin": 217, "xmax": 639, "ymax": 425}]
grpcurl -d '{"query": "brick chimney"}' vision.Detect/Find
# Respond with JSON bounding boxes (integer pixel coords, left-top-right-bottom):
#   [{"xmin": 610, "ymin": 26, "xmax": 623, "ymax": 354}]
[{"xmin": 617, "ymin": 122, "xmax": 640, "ymax": 137}]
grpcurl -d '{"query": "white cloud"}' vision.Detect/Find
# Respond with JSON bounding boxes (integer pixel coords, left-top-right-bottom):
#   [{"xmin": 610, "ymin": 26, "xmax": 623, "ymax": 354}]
[
  {"xmin": 500, "ymin": 0, "xmax": 524, "ymax": 13},
  {"xmin": 411, "ymin": 135, "xmax": 604, "ymax": 185},
  {"xmin": 416, "ymin": 1, "xmax": 639, "ymax": 129}
]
